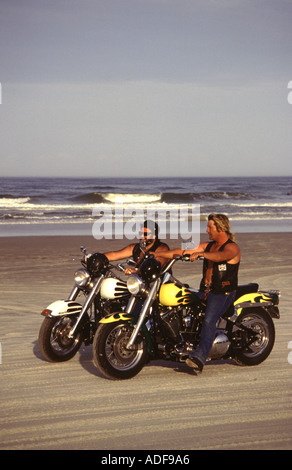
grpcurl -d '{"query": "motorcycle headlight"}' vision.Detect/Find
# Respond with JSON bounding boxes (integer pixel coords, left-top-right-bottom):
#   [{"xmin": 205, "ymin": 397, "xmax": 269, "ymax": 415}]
[
  {"xmin": 127, "ymin": 274, "xmax": 146, "ymax": 295},
  {"xmin": 74, "ymin": 268, "xmax": 90, "ymax": 287}
]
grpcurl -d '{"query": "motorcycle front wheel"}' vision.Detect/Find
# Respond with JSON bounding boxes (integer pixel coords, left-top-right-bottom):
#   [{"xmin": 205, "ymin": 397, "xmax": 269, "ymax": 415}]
[
  {"xmin": 38, "ymin": 315, "xmax": 83, "ymax": 362},
  {"xmin": 234, "ymin": 309, "xmax": 275, "ymax": 366},
  {"xmin": 93, "ymin": 321, "xmax": 148, "ymax": 380}
]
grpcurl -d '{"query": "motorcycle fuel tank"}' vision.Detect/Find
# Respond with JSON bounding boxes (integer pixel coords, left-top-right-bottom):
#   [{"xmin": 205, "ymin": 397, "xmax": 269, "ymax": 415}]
[
  {"xmin": 159, "ymin": 283, "xmax": 193, "ymax": 306},
  {"xmin": 100, "ymin": 278, "xmax": 129, "ymax": 299}
]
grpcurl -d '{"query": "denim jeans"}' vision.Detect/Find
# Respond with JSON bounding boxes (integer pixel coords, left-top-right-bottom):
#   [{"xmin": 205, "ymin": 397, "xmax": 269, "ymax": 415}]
[{"xmin": 192, "ymin": 290, "xmax": 236, "ymax": 364}]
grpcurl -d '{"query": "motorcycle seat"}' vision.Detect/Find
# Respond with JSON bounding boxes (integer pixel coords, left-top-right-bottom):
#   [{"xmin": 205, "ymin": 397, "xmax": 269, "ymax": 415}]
[
  {"xmin": 223, "ymin": 283, "xmax": 259, "ymax": 318},
  {"xmin": 235, "ymin": 283, "xmax": 259, "ymax": 300}
]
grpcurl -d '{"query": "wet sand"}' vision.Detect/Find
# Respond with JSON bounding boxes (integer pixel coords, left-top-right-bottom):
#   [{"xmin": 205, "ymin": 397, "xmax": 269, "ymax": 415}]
[{"xmin": 1, "ymin": 233, "xmax": 292, "ymax": 450}]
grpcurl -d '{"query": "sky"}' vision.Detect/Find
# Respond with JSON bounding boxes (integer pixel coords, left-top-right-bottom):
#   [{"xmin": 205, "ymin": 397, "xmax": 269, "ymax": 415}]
[{"xmin": 0, "ymin": 0, "xmax": 292, "ymax": 178}]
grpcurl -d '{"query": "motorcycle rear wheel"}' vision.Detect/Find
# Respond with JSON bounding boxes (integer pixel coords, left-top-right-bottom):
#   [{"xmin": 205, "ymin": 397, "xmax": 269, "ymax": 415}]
[
  {"xmin": 93, "ymin": 321, "xmax": 148, "ymax": 380},
  {"xmin": 38, "ymin": 316, "xmax": 83, "ymax": 362},
  {"xmin": 234, "ymin": 309, "xmax": 275, "ymax": 366}
]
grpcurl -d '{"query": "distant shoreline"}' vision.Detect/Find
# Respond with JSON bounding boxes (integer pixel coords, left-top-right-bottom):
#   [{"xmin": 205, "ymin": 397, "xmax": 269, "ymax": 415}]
[{"xmin": 1, "ymin": 219, "xmax": 291, "ymax": 238}]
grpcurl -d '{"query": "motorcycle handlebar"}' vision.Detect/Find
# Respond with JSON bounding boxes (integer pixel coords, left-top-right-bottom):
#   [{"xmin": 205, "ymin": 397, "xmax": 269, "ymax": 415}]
[
  {"xmin": 176, "ymin": 254, "xmax": 204, "ymax": 262},
  {"xmin": 113, "ymin": 259, "xmax": 138, "ymax": 273},
  {"xmin": 161, "ymin": 253, "xmax": 203, "ymax": 275}
]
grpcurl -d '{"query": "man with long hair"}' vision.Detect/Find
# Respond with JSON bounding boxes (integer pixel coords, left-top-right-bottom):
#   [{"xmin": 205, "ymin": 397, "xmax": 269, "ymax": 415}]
[{"xmin": 154, "ymin": 214, "xmax": 240, "ymax": 373}]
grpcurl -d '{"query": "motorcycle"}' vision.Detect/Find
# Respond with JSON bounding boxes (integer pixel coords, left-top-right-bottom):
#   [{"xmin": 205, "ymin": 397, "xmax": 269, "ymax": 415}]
[
  {"xmin": 93, "ymin": 255, "xmax": 280, "ymax": 380},
  {"xmin": 38, "ymin": 246, "xmax": 133, "ymax": 362}
]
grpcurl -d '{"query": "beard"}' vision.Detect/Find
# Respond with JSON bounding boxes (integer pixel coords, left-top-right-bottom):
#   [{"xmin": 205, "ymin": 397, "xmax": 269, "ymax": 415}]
[{"xmin": 140, "ymin": 238, "xmax": 154, "ymax": 249}]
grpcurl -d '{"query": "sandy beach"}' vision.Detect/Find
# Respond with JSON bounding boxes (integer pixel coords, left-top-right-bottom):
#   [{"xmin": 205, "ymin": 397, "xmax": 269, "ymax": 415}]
[{"xmin": 1, "ymin": 232, "xmax": 292, "ymax": 450}]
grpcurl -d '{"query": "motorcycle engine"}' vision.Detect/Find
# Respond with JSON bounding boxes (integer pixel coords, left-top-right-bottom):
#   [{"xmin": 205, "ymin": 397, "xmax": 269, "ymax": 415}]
[
  {"xmin": 160, "ymin": 309, "xmax": 181, "ymax": 343},
  {"xmin": 159, "ymin": 306, "xmax": 230, "ymax": 361}
]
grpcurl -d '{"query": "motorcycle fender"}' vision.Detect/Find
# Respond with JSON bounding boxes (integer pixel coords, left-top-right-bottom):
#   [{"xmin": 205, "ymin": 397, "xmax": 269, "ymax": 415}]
[
  {"xmin": 100, "ymin": 312, "xmax": 154, "ymax": 356},
  {"xmin": 99, "ymin": 312, "xmax": 136, "ymax": 324},
  {"xmin": 41, "ymin": 300, "xmax": 83, "ymax": 317},
  {"xmin": 100, "ymin": 312, "xmax": 155, "ymax": 356},
  {"xmin": 234, "ymin": 292, "xmax": 274, "ymax": 316}
]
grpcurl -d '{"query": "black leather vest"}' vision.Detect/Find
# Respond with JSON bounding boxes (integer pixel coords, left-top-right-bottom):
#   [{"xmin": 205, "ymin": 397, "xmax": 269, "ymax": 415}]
[
  {"xmin": 132, "ymin": 239, "xmax": 169, "ymax": 264},
  {"xmin": 199, "ymin": 239, "xmax": 239, "ymax": 294}
]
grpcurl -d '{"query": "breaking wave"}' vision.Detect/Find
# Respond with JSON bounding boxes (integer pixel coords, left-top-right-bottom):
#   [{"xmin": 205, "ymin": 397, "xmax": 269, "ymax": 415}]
[{"xmin": 72, "ymin": 190, "xmax": 254, "ymax": 205}]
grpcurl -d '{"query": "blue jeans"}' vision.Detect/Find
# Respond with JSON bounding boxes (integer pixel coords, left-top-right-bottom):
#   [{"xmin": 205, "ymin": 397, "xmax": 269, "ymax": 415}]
[{"xmin": 192, "ymin": 291, "xmax": 236, "ymax": 364}]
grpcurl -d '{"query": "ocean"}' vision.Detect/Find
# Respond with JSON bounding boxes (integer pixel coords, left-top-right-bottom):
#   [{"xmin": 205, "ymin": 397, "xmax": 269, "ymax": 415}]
[{"xmin": 0, "ymin": 176, "xmax": 292, "ymax": 237}]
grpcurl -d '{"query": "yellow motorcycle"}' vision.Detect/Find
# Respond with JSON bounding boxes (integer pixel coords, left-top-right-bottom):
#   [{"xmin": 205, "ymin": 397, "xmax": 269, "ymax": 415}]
[{"xmin": 93, "ymin": 255, "xmax": 280, "ymax": 380}]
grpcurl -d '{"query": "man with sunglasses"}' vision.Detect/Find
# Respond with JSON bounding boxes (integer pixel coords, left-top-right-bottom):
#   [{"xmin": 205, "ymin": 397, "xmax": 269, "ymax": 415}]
[{"xmin": 104, "ymin": 220, "xmax": 169, "ymax": 274}]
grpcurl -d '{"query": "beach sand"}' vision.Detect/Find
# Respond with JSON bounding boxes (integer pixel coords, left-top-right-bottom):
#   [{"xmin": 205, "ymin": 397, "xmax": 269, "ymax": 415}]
[{"xmin": 0, "ymin": 232, "xmax": 292, "ymax": 450}]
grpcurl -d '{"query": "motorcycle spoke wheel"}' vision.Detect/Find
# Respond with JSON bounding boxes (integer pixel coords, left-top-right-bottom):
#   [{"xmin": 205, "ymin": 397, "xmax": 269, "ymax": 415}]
[
  {"xmin": 93, "ymin": 321, "xmax": 148, "ymax": 380},
  {"xmin": 106, "ymin": 325, "xmax": 144, "ymax": 370},
  {"xmin": 51, "ymin": 317, "xmax": 80, "ymax": 351},
  {"xmin": 38, "ymin": 316, "xmax": 83, "ymax": 362},
  {"xmin": 234, "ymin": 309, "xmax": 275, "ymax": 366}
]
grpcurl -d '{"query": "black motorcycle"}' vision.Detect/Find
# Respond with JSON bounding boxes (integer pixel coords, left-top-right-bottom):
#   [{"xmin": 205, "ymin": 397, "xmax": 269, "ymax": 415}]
[
  {"xmin": 93, "ymin": 255, "xmax": 280, "ymax": 380},
  {"xmin": 38, "ymin": 247, "xmax": 132, "ymax": 362}
]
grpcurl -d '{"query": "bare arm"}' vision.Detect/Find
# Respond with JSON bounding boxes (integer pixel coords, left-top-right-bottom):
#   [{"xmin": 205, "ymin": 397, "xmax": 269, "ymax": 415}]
[
  {"xmin": 153, "ymin": 244, "xmax": 173, "ymax": 267},
  {"xmin": 151, "ymin": 248, "xmax": 184, "ymax": 260},
  {"xmin": 183, "ymin": 242, "xmax": 209, "ymax": 255},
  {"xmin": 151, "ymin": 242, "xmax": 207, "ymax": 260},
  {"xmin": 191, "ymin": 243, "xmax": 240, "ymax": 263},
  {"xmin": 104, "ymin": 244, "xmax": 135, "ymax": 262}
]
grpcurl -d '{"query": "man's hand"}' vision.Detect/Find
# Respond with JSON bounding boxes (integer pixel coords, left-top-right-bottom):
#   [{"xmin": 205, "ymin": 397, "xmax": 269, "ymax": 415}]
[
  {"xmin": 190, "ymin": 251, "xmax": 204, "ymax": 262},
  {"xmin": 125, "ymin": 268, "xmax": 137, "ymax": 275}
]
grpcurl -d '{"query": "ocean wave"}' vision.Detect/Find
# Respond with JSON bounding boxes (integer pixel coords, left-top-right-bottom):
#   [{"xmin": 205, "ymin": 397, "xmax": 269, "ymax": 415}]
[
  {"xmin": 72, "ymin": 190, "xmax": 254, "ymax": 205},
  {"xmin": 71, "ymin": 192, "xmax": 106, "ymax": 203},
  {"xmin": 72, "ymin": 192, "xmax": 162, "ymax": 204},
  {"xmin": 161, "ymin": 191, "xmax": 255, "ymax": 203},
  {"xmin": 104, "ymin": 193, "xmax": 162, "ymax": 204},
  {"xmin": 0, "ymin": 197, "xmax": 31, "ymax": 206},
  {"xmin": 1, "ymin": 187, "xmax": 292, "ymax": 227}
]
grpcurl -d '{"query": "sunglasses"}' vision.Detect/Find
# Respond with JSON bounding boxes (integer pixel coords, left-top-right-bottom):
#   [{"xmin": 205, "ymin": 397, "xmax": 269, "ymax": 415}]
[{"xmin": 139, "ymin": 230, "xmax": 153, "ymax": 238}]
